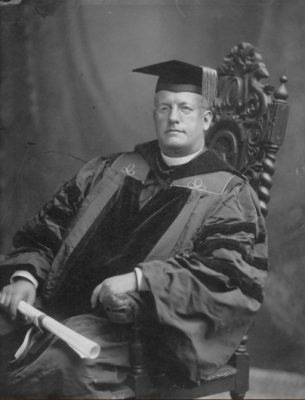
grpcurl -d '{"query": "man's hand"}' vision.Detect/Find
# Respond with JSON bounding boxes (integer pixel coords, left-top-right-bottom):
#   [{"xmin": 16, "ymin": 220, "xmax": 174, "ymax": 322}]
[
  {"xmin": 0, "ymin": 279, "xmax": 36, "ymax": 320},
  {"xmin": 91, "ymin": 272, "xmax": 137, "ymax": 309}
]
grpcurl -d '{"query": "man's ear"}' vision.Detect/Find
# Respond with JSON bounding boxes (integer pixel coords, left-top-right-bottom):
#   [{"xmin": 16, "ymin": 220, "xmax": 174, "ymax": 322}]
[
  {"xmin": 153, "ymin": 111, "xmax": 158, "ymax": 127},
  {"xmin": 203, "ymin": 110, "xmax": 213, "ymax": 131}
]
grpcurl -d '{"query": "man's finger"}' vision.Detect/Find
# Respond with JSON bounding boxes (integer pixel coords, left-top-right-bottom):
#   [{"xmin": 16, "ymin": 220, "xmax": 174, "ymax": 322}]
[
  {"xmin": 27, "ymin": 290, "xmax": 36, "ymax": 306},
  {"xmin": 3, "ymin": 292, "xmax": 12, "ymax": 309},
  {"xmin": 0, "ymin": 291, "xmax": 6, "ymax": 306},
  {"xmin": 9, "ymin": 297, "xmax": 21, "ymax": 320},
  {"xmin": 99, "ymin": 284, "xmax": 108, "ymax": 304},
  {"xmin": 91, "ymin": 283, "xmax": 103, "ymax": 308}
]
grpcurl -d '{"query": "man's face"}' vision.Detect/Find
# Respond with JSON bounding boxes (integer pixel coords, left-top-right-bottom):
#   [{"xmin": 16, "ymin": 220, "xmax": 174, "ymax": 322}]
[{"xmin": 153, "ymin": 91, "xmax": 213, "ymax": 157}]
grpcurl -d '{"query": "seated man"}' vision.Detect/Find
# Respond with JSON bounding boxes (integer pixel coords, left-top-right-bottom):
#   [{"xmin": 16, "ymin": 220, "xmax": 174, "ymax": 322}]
[{"xmin": 0, "ymin": 60, "xmax": 268, "ymax": 399}]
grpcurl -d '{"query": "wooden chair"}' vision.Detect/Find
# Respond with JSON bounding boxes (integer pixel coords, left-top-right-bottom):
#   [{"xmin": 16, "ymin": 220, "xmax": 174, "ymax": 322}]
[
  {"xmin": 207, "ymin": 42, "xmax": 289, "ymax": 218},
  {"xmin": 107, "ymin": 42, "xmax": 289, "ymax": 400}
]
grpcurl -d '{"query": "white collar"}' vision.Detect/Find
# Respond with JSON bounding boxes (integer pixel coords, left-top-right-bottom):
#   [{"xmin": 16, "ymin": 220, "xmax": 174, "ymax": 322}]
[{"xmin": 161, "ymin": 148, "xmax": 204, "ymax": 166}]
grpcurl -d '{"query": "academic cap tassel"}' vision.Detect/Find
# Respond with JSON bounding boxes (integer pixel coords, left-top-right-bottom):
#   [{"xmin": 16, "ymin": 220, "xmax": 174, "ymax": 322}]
[{"xmin": 201, "ymin": 66, "xmax": 217, "ymax": 108}]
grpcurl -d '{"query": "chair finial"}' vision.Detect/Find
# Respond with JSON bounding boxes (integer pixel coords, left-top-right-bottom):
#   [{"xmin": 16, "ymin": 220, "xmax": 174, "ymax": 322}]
[{"xmin": 274, "ymin": 76, "xmax": 288, "ymax": 102}]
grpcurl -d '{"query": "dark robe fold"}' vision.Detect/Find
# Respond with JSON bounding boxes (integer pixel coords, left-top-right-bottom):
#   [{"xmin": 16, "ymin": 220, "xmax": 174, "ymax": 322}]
[{"xmin": 0, "ymin": 140, "xmax": 268, "ymax": 395}]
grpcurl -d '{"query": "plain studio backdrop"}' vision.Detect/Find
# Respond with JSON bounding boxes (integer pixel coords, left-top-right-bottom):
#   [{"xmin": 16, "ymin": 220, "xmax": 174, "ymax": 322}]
[{"xmin": 1, "ymin": 0, "xmax": 305, "ymax": 377}]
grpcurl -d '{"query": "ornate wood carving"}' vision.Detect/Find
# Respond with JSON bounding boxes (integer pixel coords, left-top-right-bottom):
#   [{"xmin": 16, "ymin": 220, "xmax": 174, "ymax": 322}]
[
  {"xmin": 130, "ymin": 322, "xmax": 145, "ymax": 376},
  {"xmin": 206, "ymin": 42, "xmax": 289, "ymax": 215}
]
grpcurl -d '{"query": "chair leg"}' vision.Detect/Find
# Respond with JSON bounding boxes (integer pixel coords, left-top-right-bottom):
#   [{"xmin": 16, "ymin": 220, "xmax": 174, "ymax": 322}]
[
  {"xmin": 130, "ymin": 322, "xmax": 145, "ymax": 376},
  {"xmin": 230, "ymin": 335, "xmax": 249, "ymax": 400},
  {"xmin": 230, "ymin": 390, "xmax": 246, "ymax": 399}
]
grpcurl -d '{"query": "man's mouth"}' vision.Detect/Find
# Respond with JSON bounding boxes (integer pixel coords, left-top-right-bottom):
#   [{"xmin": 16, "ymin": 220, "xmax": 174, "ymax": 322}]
[{"xmin": 166, "ymin": 129, "xmax": 184, "ymax": 133}]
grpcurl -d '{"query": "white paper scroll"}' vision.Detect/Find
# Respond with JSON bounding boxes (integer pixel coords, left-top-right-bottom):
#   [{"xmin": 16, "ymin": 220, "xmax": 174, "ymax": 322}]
[{"xmin": 17, "ymin": 301, "xmax": 101, "ymax": 359}]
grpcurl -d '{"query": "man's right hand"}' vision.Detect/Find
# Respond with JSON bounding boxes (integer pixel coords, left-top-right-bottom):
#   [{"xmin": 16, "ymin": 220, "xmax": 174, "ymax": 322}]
[{"xmin": 0, "ymin": 279, "xmax": 36, "ymax": 320}]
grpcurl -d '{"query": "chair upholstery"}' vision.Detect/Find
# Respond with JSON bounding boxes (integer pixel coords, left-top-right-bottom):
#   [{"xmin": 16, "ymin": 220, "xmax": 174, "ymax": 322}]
[{"xmin": 109, "ymin": 42, "xmax": 289, "ymax": 399}]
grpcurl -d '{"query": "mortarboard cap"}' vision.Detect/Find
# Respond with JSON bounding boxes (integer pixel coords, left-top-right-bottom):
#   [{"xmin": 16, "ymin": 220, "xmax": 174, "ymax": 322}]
[{"xmin": 133, "ymin": 60, "xmax": 217, "ymax": 107}]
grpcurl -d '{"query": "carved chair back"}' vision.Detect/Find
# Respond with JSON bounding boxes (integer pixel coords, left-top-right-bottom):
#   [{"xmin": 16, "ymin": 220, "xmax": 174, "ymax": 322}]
[{"xmin": 206, "ymin": 42, "xmax": 289, "ymax": 216}]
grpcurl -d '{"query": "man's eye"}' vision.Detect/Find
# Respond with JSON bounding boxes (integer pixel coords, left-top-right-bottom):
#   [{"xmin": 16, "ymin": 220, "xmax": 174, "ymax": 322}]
[
  {"xmin": 159, "ymin": 106, "xmax": 169, "ymax": 112},
  {"xmin": 156, "ymin": 106, "xmax": 170, "ymax": 115},
  {"xmin": 180, "ymin": 106, "xmax": 192, "ymax": 113}
]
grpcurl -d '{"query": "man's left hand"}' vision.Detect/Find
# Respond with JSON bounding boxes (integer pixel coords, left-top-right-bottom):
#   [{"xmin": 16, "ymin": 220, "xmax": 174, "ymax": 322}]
[{"xmin": 91, "ymin": 272, "xmax": 137, "ymax": 308}]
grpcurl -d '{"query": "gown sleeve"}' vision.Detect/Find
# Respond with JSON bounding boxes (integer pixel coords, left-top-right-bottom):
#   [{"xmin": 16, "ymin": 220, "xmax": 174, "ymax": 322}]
[
  {"xmin": 0, "ymin": 155, "xmax": 115, "ymax": 286},
  {"xmin": 137, "ymin": 179, "xmax": 268, "ymax": 380}
]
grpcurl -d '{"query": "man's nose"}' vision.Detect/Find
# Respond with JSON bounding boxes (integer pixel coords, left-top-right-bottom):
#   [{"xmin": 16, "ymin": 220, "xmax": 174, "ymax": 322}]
[{"xmin": 168, "ymin": 106, "xmax": 180, "ymax": 123}]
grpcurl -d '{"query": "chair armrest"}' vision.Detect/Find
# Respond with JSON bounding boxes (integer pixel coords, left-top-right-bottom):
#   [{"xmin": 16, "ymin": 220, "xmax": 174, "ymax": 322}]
[{"xmin": 103, "ymin": 293, "xmax": 140, "ymax": 324}]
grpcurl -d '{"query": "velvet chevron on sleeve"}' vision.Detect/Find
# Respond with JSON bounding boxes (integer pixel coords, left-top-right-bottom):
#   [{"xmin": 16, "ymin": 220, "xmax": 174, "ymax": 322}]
[
  {"xmin": 138, "ymin": 178, "xmax": 268, "ymax": 380},
  {"xmin": 0, "ymin": 155, "xmax": 116, "ymax": 283},
  {"xmin": 0, "ymin": 141, "xmax": 268, "ymax": 384}
]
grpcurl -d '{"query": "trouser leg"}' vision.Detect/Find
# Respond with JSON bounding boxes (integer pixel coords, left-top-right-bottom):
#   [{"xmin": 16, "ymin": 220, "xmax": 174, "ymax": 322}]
[{"xmin": 6, "ymin": 314, "xmax": 132, "ymax": 399}]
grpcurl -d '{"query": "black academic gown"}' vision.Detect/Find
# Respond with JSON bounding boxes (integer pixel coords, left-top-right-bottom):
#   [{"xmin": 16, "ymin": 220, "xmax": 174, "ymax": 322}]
[{"xmin": 0, "ymin": 141, "xmax": 268, "ymax": 398}]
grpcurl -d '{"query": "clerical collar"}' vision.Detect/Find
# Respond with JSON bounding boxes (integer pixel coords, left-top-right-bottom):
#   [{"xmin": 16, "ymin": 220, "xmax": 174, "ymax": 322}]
[{"xmin": 161, "ymin": 148, "xmax": 204, "ymax": 166}]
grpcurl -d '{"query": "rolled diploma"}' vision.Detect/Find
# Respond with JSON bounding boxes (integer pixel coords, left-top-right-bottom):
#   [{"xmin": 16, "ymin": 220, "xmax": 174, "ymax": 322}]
[{"xmin": 17, "ymin": 301, "xmax": 101, "ymax": 359}]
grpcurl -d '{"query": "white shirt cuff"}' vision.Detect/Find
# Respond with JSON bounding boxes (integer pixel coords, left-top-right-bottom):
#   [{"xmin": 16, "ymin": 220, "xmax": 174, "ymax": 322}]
[
  {"xmin": 11, "ymin": 271, "xmax": 38, "ymax": 289},
  {"xmin": 134, "ymin": 268, "xmax": 149, "ymax": 291}
]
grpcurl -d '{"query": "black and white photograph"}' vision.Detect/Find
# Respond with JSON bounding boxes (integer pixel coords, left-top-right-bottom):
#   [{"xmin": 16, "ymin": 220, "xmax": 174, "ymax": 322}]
[{"xmin": 0, "ymin": 0, "xmax": 304, "ymax": 398}]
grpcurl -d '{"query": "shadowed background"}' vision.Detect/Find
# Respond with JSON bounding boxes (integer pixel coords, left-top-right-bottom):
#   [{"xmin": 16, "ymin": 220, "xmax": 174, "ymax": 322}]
[{"xmin": 1, "ymin": 0, "xmax": 305, "ymax": 376}]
